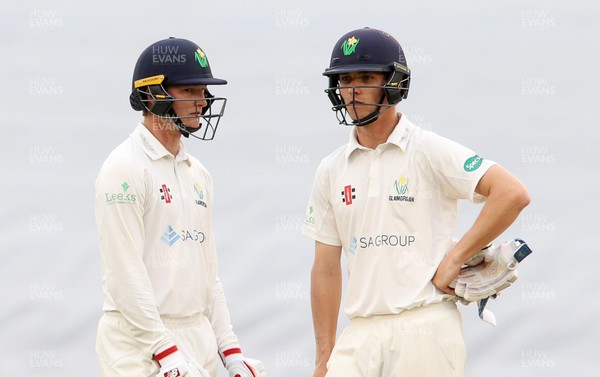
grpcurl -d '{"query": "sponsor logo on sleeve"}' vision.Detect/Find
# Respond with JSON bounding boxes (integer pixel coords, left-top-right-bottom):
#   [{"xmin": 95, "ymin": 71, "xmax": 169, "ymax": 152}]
[
  {"xmin": 464, "ymin": 155, "xmax": 483, "ymax": 172},
  {"xmin": 304, "ymin": 206, "xmax": 315, "ymax": 226},
  {"xmin": 104, "ymin": 181, "xmax": 137, "ymax": 205}
]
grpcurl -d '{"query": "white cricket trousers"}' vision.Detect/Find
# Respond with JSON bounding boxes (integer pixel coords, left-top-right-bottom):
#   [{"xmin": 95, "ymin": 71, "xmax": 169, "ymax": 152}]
[
  {"xmin": 326, "ymin": 301, "xmax": 466, "ymax": 377},
  {"xmin": 96, "ymin": 311, "xmax": 219, "ymax": 377}
]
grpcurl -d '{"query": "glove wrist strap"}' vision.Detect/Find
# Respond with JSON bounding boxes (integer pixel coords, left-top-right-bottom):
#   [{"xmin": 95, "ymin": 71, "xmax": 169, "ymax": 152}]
[
  {"xmin": 154, "ymin": 343, "xmax": 185, "ymax": 367},
  {"xmin": 222, "ymin": 347, "xmax": 244, "ymax": 365}
]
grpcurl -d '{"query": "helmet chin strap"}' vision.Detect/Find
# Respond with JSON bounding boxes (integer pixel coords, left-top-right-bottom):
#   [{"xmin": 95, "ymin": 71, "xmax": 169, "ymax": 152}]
[{"xmin": 165, "ymin": 109, "xmax": 206, "ymax": 140}]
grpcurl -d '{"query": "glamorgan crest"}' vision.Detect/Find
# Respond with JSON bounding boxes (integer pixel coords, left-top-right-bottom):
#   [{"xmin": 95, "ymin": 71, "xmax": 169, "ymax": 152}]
[{"xmin": 341, "ymin": 36, "xmax": 359, "ymax": 56}]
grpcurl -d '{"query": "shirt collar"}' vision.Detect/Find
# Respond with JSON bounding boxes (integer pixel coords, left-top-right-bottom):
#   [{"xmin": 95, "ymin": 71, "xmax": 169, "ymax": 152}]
[
  {"xmin": 132, "ymin": 123, "xmax": 191, "ymax": 165},
  {"xmin": 344, "ymin": 113, "xmax": 413, "ymax": 160}
]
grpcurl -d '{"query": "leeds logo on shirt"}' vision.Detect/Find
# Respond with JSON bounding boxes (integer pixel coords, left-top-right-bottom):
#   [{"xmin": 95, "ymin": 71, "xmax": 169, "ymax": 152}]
[
  {"xmin": 389, "ymin": 176, "xmax": 415, "ymax": 202},
  {"xmin": 104, "ymin": 181, "xmax": 137, "ymax": 205}
]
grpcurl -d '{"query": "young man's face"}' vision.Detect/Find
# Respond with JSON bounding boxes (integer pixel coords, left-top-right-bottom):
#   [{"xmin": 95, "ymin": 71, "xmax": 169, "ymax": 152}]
[
  {"xmin": 338, "ymin": 72, "xmax": 387, "ymax": 121},
  {"xmin": 167, "ymin": 85, "xmax": 208, "ymax": 130}
]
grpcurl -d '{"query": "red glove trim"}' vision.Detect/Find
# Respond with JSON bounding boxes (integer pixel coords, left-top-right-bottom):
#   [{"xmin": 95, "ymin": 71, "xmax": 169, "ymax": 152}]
[
  {"xmin": 244, "ymin": 360, "xmax": 258, "ymax": 377},
  {"xmin": 223, "ymin": 347, "xmax": 243, "ymax": 357},
  {"xmin": 153, "ymin": 345, "xmax": 178, "ymax": 365}
]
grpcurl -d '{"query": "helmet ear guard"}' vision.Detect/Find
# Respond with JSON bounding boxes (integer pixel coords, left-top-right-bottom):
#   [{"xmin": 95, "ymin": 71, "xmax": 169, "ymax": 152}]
[
  {"xmin": 129, "ymin": 85, "xmax": 175, "ymax": 116},
  {"xmin": 129, "ymin": 90, "xmax": 145, "ymax": 111},
  {"xmin": 325, "ymin": 75, "xmax": 344, "ymax": 110},
  {"xmin": 129, "ymin": 85, "xmax": 175, "ymax": 115},
  {"xmin": 383, "ymin": 62, "xmax": 411, "ymax": 105},
  {"xmin": 130, "ymin": 74, "xmax": 175, "ymax": 116}
]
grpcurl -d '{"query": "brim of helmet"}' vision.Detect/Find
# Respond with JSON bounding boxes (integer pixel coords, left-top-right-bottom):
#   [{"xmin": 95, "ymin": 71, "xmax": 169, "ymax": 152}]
[
  {"xmin": 323, "ymin": 64, "xmax": 392, "ymax": 76},
  {"xmin": 169, "ymin": 77, "xmax": 228, "ymax": 85}
]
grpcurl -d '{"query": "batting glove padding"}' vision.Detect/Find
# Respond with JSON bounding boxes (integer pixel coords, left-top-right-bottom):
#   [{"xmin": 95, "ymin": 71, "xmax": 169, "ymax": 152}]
[
  {"xmin": 450, "ymin": 239, "xmax": 532, "ymax": 302},
  {"xmin": 449, "ymin": 239, "xmax": 533, "ymax": 326}
]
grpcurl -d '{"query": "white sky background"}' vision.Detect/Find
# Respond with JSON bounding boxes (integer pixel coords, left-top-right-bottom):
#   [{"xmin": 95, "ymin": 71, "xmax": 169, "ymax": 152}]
[{"xmin": 1, "ymin": 0, "xmax": 598, "ymax": 376}]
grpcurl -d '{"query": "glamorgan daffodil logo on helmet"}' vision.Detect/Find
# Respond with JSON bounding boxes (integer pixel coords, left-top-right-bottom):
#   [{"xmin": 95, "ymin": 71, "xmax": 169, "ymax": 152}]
[
  {"xmin": 341, "ymin": 36, "xmax": 360, "ymax": 56},
  {"xmin": 195, "ymin": 48, "xmax": 208, "ymax": 68}
]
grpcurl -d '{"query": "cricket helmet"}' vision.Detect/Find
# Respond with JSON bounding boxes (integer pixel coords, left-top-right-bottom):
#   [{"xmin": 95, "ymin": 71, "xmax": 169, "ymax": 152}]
[
  {"xmin": 323, "ymin": 27, "xmax": 411, "ymax": 126},
  {"xmin": 129, "ymin": 37, "xmax": 227, "ymax": 140}
]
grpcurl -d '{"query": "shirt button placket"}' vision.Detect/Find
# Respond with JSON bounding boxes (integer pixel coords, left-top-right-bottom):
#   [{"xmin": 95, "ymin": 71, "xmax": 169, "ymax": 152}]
[{"xmin": 368, "ymin": 149, "xmax": 381, "ymax": 198}]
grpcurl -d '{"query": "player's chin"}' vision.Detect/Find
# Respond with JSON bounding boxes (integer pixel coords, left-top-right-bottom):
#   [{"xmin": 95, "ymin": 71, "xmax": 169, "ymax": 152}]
[
  {"xmin": 182, "ymin": 118, "xmax": 201, "ymax": 130},
  {"xmin": 346, "ymin": 105, "xmax": 373, "ymax": 120}
]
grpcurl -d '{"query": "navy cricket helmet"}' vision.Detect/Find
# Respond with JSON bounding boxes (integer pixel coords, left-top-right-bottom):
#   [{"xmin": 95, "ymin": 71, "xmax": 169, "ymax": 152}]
[
  {"xmin": 129, "ymin": 37, "xmax": 227, "ymax": 140},
  {"xmin": 324, "ymin": 27, "xmax": 411, "ymax": 126}
]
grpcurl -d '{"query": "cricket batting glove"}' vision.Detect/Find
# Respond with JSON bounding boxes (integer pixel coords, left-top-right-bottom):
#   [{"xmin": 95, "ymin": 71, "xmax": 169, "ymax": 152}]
[
  {"xmin": 450, "ymin": 238, "xmax": 533, "ymax": 326},
  {"xmin": 222, "ymin": 348, "xmax": 267, "ymax": 377},
  {"xmin": 154, "ymin": 344, "xmax": 210, "ymax": 377}
]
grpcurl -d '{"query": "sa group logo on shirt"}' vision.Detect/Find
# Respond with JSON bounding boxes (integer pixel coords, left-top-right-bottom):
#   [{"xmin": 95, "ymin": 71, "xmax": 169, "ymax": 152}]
[
  {"xmin": 161, "ymin": 225, "xmax": 180, "ymax": 246},
  {"xmin": 359, "ymin": 234, "xmax": 416, "ymax": 249},
  {"xmin": 161, "ymin": 225, "xmax": 206, "ymax": 247},
  {"xmin": 389, "ymin": 176, "xmax": 415, "ymax": 202},
  {"xmin": 104, "ymin": 181, "xmax": 137, "ymax": 205},
  {"xmin": 194, "ymin": 182, "xmax": 207, "ymax": 208},
  {"xmin": 349, "ymin": 234, "xmax": 416, "ymax": 254}
]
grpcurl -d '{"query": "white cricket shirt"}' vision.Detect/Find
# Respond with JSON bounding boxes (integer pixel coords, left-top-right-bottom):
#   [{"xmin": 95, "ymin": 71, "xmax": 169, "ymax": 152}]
[
  {"xmin": 302, "ymin": 114, "xmax": 496, "ymax": 319},
  {"xmin": 95, "ymin": 123, "xmax": 239, "ymax": 356}
]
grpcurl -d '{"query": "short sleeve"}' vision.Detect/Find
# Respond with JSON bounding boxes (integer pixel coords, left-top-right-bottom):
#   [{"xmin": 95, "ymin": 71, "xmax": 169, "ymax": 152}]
[
  {"xmin": 422, "ymin": 133, "xmax": 496, "ymax": 203},
  {"xmin": 301, "ymin": 160, "xmax": 342, "ymax": 246}
]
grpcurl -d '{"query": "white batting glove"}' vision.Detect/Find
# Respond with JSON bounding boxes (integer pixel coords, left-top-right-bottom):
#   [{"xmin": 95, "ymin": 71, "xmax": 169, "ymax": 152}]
[
  {"xmin": 222, "ymin": 348, "xmax": 258, "ymax": 377},
  {"xmin": 154, "ymin": 344, "xmax": 210, "ymax": 377},
  {"xmin": 450, "ymin": 239, "xmax": 532, "ymax": 302},
  {"xmin": 449, "ymin": 239, "xmax": 533, "ymax": 326}
]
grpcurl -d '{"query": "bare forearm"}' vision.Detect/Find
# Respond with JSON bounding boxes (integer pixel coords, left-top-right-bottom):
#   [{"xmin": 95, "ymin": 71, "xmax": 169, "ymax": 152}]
[
  {"xmin": 451, "ymin": 174, "xmax": 530, "ymax": 263},
  {"xmin": 311, "ymin": 266, "xmax": 341, "ymax": 367},
  {"xmin": 433, "ymin": 165, "xmax": 530, "ymax": 294}
]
